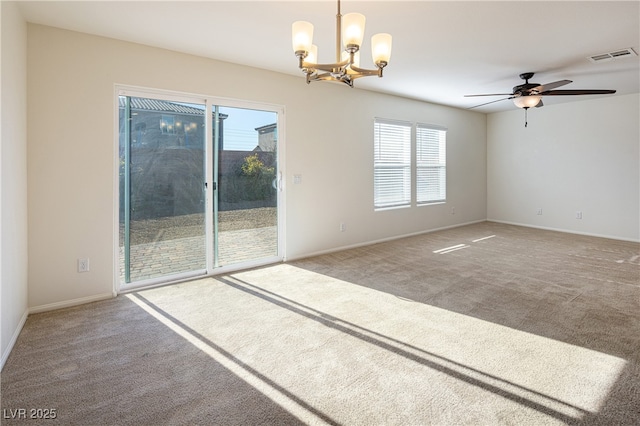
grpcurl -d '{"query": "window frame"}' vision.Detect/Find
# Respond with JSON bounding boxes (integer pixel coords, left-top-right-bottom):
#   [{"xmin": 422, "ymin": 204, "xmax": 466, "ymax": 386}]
[
  {"xmin": 373, "ymin": 118, "xmax": 447, "ymax": 211},
  {"xmin": 416, "ymin": 123, "xmax": 447, "ymax": 206}
]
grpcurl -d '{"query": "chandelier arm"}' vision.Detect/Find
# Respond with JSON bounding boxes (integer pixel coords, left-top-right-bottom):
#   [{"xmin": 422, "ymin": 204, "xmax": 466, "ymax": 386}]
[
  {"xmin": 348, "ymin": 73, "xmax": 377, "ymax": 81},
  {"xmin": 305, "ymin": 69, "xmax": 322, "ymax": 84},
  {"xmin": 307, "ymin": 72, "xmax": 354, "ymax": 87},
  {"xmin": 307, "ymin": 72, "xmax": 337, "ymax": 82},
  {"xmin": 349, "ymin": 64, "xmax": 384, "ymax": 78},
  {"xmin": 300, "ymin": 58, "xmax": 350, "ymax": 74}
]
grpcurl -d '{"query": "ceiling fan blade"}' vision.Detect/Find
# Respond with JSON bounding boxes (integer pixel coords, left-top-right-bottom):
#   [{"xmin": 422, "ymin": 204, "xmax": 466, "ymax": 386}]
[
  {"xmin": 464, "ymin": 93, "xmax": 513, "ymax": 97},
  {"xmin": 541, "ymin": 89, "xmax": 616, "ymax": 96},
  {"xmin": 531, "ymin": 79, "xmax": 572, "ymax": 93},
  {"xmin": 467, "ymin": 97, "xmax": 513, "ymax": 109}
]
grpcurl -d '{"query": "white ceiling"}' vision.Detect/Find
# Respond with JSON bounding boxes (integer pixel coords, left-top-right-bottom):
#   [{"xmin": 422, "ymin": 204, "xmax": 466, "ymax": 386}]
[{"xmin": 17, "ymin": 0, "xmax": 640, "ymax": 113}]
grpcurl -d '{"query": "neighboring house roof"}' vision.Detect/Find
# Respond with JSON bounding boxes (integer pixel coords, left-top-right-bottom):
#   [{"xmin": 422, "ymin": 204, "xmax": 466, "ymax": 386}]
[
  {"xmin": 119, "ymin": 97, "xmax": 227, "ymax": 119},
  {"xmin": 255, "ymin": 123, "xmax": 277, "ymax": 133}
]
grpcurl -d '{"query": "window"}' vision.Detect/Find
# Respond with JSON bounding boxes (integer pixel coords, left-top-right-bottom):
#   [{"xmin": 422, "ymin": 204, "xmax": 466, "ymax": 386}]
[
  {"xmin": 374, "ymin": 119, "xmax": 447, "ymax": 209},
  {"xmin": 374, "ymin": 119, "xmax": 411, "ymax": 209},
  {"xmin": 417, "ymin": 124, "xmax": 447, "ymax": 204},
  {"xmin": 160, "ymin": 115, "xmax": 175, "ymax": 134}
]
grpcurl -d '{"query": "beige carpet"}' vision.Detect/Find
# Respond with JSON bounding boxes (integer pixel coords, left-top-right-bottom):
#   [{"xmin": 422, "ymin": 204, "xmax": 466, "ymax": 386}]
[{"xmin": 2, "ymin": 222, "xmax": 639, "ymax": 425}]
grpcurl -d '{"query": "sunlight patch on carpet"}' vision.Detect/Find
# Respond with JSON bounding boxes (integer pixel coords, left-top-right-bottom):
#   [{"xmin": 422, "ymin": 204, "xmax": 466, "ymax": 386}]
[
  {"xmin": 131, "ymin": 263, "xmax": 628, "ymax": 424},
  {"xmin": 126, "ymin": 292, "xmax": 334, "ymax": 425}
]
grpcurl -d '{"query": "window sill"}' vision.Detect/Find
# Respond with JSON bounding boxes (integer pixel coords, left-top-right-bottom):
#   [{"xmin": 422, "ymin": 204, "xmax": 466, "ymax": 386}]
[
  {"xmin": 417, "ymin": 201, "xmax": 446, "ymax": 207},
  {"xmin": 374, "ymin": 204, "xmax": 411, "ymax": 212}
]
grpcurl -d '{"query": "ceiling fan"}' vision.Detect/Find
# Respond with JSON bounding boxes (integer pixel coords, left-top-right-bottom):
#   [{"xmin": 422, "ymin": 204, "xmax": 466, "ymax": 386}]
[{"xmin": 465, "ymin": 72, "xmax": 616, "ymax": 110}]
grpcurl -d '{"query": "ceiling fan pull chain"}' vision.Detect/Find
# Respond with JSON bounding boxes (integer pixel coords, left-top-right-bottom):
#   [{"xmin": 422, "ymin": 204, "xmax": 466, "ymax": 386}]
[{"xmin": 524, "ymin": 108, "xmax": 528, "ymax": 127}]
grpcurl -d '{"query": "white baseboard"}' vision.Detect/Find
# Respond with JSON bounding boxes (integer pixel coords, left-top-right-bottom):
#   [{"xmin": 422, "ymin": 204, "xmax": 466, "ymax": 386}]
[
  {"xmin": 1, "ymin": 309, "xmax": 28, "ymax": 371},
  {"xmin": 286, "ymin": 219, "xmax": 486, "ymax": 262},
  {"xmin": 29, "ymin": 292, "xmax": 116, "ymax": 314},
  {"xmin": 487, "ymin": 219, "xmax": 640, "ymax": 243}
]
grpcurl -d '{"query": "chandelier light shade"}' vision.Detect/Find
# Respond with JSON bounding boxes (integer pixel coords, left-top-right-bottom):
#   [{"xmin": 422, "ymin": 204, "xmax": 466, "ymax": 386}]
[
  {"xmin": 292, "ymin": 0, "xmax": 392, "ymax": 87},
  {"xmin": 341, "ymin": 13, "xmax": 366, "ymax": 48},
  {"xmin": 371, "ymin": 33, "xmax": 392, "ymax": 64},
  {"xmin": 307, "ymin": 44, "xmax": 318, "ymax": 64},
  {"xmin": 292, "ymin": 21, "xmax": 314, "ymax": 53},
  {"xmin": 513, "ymin": 95, "xmax": 542, "ymax": 109}
]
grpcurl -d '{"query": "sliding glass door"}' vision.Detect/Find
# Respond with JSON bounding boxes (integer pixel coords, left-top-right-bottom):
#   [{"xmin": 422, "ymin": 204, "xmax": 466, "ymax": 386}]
[
  {"xmin": 214, "ymin": 106, "xmax": 279, "ymax": 267},
  {"xmin": 118, "ymin": 95, "xmax": 207, "ymax": 284},
  {"xmin": 118, "ymin": 90, "xmax": 282, "ymax": 290}
]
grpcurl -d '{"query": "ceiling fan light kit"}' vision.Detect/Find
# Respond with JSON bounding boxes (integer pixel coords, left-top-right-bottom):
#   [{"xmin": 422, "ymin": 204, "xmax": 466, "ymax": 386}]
[
  {"xmin": 292, "ymin": 0, "xmax": 392, "ymax": 87},
  {"xmin": 513, "ymin": 95, "xmax": 542, "ymax": 109}
]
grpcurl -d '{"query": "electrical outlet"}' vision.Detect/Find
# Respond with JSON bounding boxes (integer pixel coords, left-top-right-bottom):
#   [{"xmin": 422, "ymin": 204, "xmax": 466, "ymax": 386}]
[
  {"xmin": 451, "ymin": 207, "xmax": 455, "ymax": 215},
  {"xmin": 340, "ymin": 222, "xmax": 346, "ymax": 232},
  {"xmin": 537, "ymin": 208, "xmax": 542, "ymax": 215},
  {"xmin": 576, "ymin": 211, "xmax": 583, "ymax": 219},
  {"xmin": 78, "ymin": 258, "xmax": 90, "ymax": 273}
]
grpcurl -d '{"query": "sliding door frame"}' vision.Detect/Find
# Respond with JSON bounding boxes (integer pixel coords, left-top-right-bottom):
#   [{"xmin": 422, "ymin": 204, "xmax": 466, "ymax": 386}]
[{"xmin": 113, "ymin": 85, "xmax": 286, "ymax": 294}]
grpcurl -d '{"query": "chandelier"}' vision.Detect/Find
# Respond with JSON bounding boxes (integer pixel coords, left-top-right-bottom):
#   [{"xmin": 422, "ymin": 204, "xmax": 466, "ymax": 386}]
[{"xmin": 291, "ymin": 0, "xmax": 392, "ymax": 87}]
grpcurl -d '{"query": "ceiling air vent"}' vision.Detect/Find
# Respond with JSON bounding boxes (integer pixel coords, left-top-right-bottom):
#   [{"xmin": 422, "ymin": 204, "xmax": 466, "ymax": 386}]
[{"xmin": 588, "ymin": 48, "xmax": 637, "ymax": 63}]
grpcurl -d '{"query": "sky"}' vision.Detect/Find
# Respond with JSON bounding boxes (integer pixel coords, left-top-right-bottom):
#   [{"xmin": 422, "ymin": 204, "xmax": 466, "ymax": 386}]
[{"xmin": 219, "ymin": 107, "xmax": 277, "ymax": 151}]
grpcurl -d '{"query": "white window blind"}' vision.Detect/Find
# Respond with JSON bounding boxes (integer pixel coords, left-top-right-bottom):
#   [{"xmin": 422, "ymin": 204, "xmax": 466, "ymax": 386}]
[
  {"xmin": 416, "ymin": 124, "xmax": 447, "ymax": 204},
  {"xmin": 374, "ymin": 119, "xmax": 411, "ymax": 209}
]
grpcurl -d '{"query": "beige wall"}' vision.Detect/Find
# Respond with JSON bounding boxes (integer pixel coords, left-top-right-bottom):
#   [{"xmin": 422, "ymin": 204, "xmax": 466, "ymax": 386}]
[
  {"xmin": 26, "ymin": 24, "xmax": 487, "ymax": 310},
  {"xmin": 1, "ymin": 1, "xmax": 29, "ymax": 367},
  {"xmin": 487, "ymin": 94, "xmax": 640, "ymax": 241}
]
